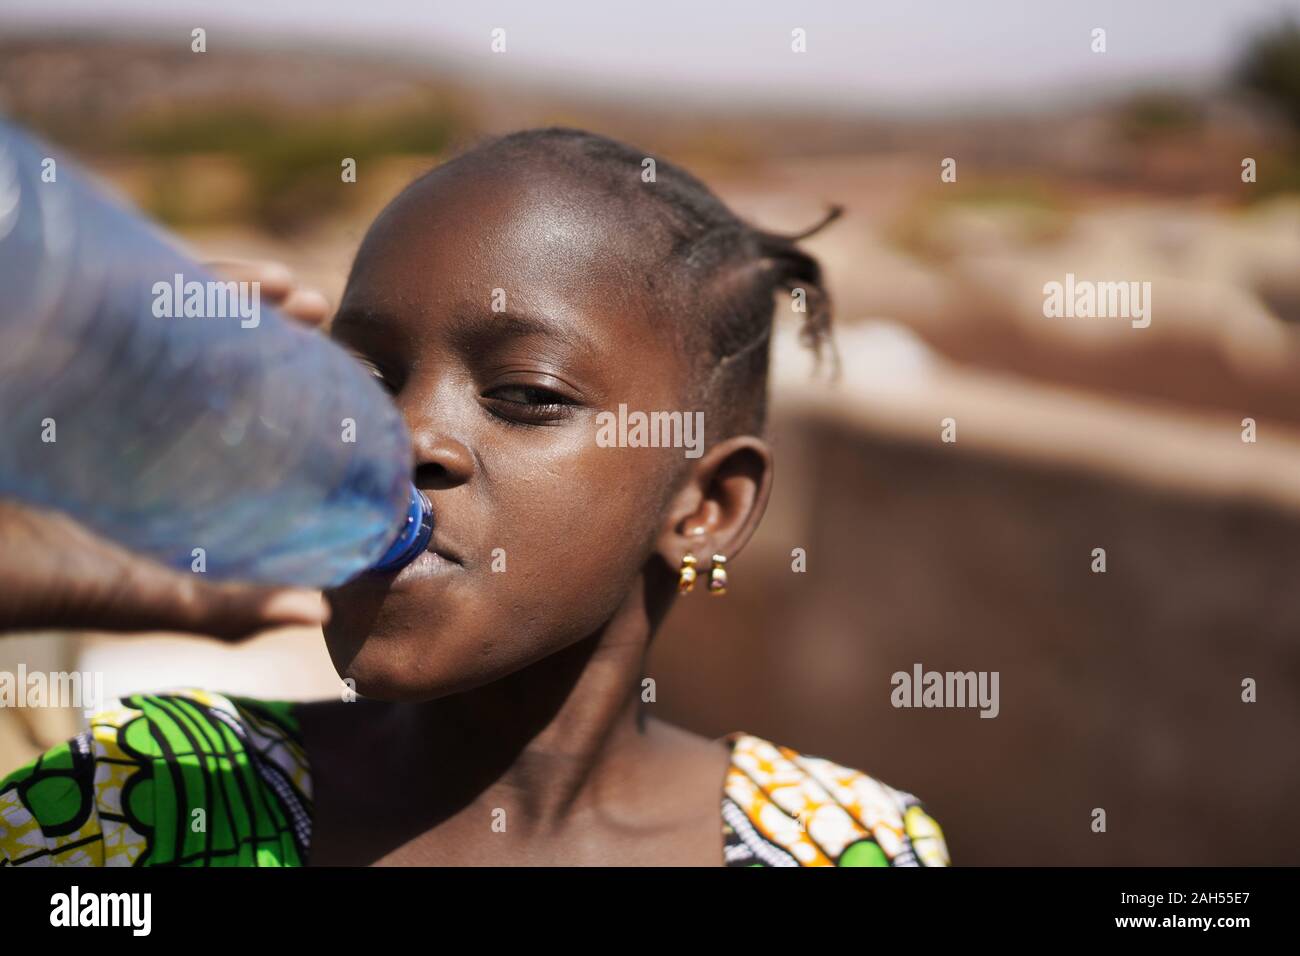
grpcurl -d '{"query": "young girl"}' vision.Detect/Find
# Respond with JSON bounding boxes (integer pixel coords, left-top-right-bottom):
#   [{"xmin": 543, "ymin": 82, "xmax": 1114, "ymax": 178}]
[{"xmin": 0, "ymin": 128, "xmax": 949, "ymax": 868}]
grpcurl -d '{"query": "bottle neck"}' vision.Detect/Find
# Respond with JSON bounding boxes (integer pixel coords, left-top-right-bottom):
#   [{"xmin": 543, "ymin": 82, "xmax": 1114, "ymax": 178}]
[{"xmin": 370, "ymin": 484, "xmax": 433, "ymax": 574}]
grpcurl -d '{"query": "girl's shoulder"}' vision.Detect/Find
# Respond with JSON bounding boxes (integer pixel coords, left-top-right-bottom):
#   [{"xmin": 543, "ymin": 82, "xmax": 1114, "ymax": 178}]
[
  {"xmin": 721, "ymin": 731, "xmax": 950, "ymax": 867},
  {"xmin": 0, "ymin": 687, "xmax": 311, "ymax": 867}
]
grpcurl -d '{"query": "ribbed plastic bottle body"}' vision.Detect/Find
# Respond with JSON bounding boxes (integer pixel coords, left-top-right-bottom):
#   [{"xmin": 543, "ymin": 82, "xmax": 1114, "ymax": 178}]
[{"xmin": 0, "ymin": 121, "xmax": 415, "ymax": 587}]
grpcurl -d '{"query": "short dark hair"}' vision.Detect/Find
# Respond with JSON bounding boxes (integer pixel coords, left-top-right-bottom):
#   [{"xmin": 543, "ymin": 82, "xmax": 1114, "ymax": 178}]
[{"xmin": 430, "ymin": 127, "xmax": 840, "ymax": 436}]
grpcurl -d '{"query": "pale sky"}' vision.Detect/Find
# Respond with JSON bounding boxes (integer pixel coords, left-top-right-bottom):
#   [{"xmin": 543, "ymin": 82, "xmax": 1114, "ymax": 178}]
[{"xmin": 6, "ymin": 0, "xmax": 1300, "ymax": 112}]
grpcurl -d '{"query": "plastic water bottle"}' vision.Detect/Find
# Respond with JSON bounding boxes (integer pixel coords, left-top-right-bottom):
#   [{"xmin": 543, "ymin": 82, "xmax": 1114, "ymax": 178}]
[{"xmin": 0, "ymin": 120, "xmax": 431, "ymax": 587}]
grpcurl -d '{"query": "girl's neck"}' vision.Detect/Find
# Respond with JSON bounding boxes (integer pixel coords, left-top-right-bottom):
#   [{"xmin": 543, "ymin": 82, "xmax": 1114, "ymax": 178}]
[{"xmin": 374, "ymin": 581, "xmax": 662, "ymax": 831}]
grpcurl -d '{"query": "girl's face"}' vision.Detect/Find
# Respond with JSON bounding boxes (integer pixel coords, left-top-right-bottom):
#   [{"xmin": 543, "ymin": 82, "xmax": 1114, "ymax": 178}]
[{"xmin": 324, "ymin": 164, "xmax": 696, "ymax": 699}]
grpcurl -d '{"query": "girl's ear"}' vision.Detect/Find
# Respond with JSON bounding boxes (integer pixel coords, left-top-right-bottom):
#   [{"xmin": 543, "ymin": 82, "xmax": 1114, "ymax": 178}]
[{"xmin": 655, "ymin": 434, "xmax": 773, "ymax": 571}]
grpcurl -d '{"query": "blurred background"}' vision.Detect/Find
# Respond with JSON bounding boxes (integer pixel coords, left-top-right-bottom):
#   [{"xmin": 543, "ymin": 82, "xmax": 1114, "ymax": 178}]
[{"xmin": 3, "ymin": 0, "xmax": 1300, "ymax": 864}]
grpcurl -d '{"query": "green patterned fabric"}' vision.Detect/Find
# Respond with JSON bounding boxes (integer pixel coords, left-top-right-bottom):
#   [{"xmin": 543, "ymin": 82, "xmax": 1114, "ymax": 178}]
[{"xmin": 0, "ymin": 689, "xmax": 311, "ymax": 866}]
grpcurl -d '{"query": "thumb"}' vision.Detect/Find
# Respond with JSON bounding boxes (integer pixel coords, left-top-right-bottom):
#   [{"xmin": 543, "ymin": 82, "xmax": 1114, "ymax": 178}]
[{"xmin": 101, "ymin": 566, "xmax": 331, "ymax": 641}]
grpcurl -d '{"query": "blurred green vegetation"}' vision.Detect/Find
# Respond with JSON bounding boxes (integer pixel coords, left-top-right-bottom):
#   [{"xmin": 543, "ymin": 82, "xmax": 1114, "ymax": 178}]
[
  {"xmin": 1235, "ymin": 17, "xmax": 1300, "ymax": 201},
  {"xmin": 1115, "ymin": 91, "xmax": 1205, "ymax": 142},
  {"xmin": 1246, "ymin": 151, "xmax": 1300, "ymax": 200},
  {"xmin": 1236, "ymin": 16, "xmax": 1300, "ymax": 130},
  {"xmin": 112, "ymin": 98, "xmax": 465, "ymax": 233},
  {"xmin": 886, "ymin": 179, "xmax": 1070, "ymax": 262}
]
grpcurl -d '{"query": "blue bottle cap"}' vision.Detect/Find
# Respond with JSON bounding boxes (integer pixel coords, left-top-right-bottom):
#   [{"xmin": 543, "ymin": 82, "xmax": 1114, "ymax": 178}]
[{"xmin": 370, "ymin": 483, "xmax": 434, "ymax": 574}]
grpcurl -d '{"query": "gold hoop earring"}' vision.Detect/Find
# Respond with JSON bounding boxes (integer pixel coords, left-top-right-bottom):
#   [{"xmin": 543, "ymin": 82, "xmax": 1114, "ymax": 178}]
[
  {"xmin": 708, "ymin": 554, "xmax": 728, "ymax": 595},
  {"xmin": 678, "ymin": 553, "xmax": 698, "ymax": 594}
]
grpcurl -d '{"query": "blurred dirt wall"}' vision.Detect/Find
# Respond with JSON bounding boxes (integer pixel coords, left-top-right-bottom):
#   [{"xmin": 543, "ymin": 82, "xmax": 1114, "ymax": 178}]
[{"xmin": 650, "ymin": 399, "xmax": 1300, "ymax": 865}]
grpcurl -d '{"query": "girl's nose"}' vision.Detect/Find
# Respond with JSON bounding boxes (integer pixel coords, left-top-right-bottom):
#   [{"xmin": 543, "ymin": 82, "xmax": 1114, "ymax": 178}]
[
  {"xmin": 397, "ymin": 377, "xmax": 475, "ymax": 487},
  {"xmin": 411, "ymin": 431, "xmax": 475, "ymax": 489}
]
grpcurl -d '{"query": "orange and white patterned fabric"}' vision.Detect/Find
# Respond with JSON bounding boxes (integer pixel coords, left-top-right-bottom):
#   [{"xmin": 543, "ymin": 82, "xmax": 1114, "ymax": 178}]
[{"xmin": 721, "ymin": 732, "xmax": 950, "ymax": 867}]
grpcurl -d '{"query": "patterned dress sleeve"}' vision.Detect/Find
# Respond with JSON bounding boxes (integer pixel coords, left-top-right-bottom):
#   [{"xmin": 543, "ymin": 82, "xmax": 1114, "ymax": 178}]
[
  {"xmin": 721, "ymin": 732, "xmax": 950, "ymax": 867},
  {"xmin": 0, "ymin": 688, "xmax": 312, "ymax": 867}
]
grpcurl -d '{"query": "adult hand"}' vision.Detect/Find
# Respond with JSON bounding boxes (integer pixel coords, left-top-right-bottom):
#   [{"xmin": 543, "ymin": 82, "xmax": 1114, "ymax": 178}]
[
  {"xmin": 0, "ymin": 500, "xmax": 329, "ymax": 639},
  {"xmin": 0, "ymin": 259, "xmax": 335, "ymax": 640},
  {"xmin": 203, "ymin": 258, "xmax": 333, "ymax": 327}
]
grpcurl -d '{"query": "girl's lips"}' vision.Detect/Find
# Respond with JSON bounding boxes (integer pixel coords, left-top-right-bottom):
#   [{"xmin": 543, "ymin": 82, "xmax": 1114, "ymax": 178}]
[
  {"xmin": 390, "ymin": 546, "xmax": 461, "ymax": 586},
  {"xmin": 427, "ymin": 536, "xmax": 463, "ymax": 565}
]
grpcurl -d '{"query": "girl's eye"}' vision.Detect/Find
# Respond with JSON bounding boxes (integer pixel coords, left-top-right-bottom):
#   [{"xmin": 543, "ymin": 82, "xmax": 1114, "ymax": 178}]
[
  {"xmin": 482, "ymin": 384, "xmax": 577, "ymax": 425},
  {"xmin": 487, "ymin": 385, "xmax": 567, "ymax": 406},
  {"xmin": 353, "ymin": 355, "xmax": 395, "ymax": 394}
]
